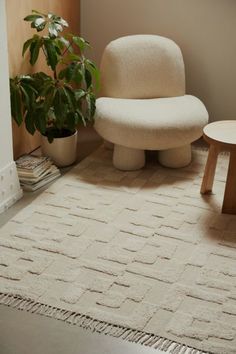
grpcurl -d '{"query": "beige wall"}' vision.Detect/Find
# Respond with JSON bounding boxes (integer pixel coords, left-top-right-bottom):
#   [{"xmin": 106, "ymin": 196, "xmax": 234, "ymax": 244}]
[
  {"xmin": 81, "ymin": 0, "xmax": 236, "ymax": 122},
  {"xmin": 6, "ymin": 0, "xmax": 80, "ymax": 158}
]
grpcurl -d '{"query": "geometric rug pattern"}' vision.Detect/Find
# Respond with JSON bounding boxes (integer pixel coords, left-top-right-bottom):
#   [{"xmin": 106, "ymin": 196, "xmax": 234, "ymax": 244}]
[{"xmin": 0, "ymin": 147, "xmax": 236, "ymax": 354}]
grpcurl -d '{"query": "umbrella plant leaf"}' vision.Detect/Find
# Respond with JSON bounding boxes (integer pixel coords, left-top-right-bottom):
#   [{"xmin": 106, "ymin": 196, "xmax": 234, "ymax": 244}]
[
  {"xmin": 72, "ymin": 36, "xmax": 90, "ymax": 51},
  {"xmin": 20, "ymin": 85, "xmax": 30, "ymax": 108},
  {"xmin": 85, "ymin": 68, "xmax": 92, "ymax": 88},
  {"xmin": 55, "ymin": 17, "xmax": 68, "ymax": 27},
  {"xmin": 85, "ymin": 59, "xmax": 100, "ymax": 90},
  {"xmin": 10, "ymin": 84, "xmax": 23, "ymax": 126},
  {"xmin": 74, "ymin": 89, "xmax": 86, "ymax": 100},
  {"xmin": 22, "ymin": 38, "xmax": 35, "ymax": 57},
  {"xmin": 44, "ymin": 39, "xmax": 58, "ymax": 70},
  {"xmin": 25, "ymin": 111, "xmax": 36, "ymax": 135},
  {"xmin": 24, "ymin": 14, "xmax": 44, "ymax": 22},
  {"xmin": 29, "ymin": 38, "xmax": 41, "ymax": 65},
  {"xmin": 34, "ymin": 108, "xmax": 47, "ymax": 134}
]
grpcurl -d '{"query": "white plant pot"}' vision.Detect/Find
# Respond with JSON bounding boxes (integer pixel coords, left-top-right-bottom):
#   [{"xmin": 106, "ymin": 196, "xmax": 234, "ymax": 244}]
[{"xmin": 41, "ymin": 131, "xmax": 78, "ymax": 167}]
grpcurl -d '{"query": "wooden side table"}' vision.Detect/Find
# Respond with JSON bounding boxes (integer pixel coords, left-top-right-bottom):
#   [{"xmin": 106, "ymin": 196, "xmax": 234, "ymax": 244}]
[{"xmin": 200, "ymin": 120, "xmax": 236, "ymax": 214}]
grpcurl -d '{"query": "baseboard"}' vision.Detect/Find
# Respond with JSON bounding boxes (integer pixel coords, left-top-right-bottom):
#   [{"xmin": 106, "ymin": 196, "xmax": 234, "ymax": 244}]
[{"xmin": 0, "ymin": 161, "xmax": 23, "ymax": 214}]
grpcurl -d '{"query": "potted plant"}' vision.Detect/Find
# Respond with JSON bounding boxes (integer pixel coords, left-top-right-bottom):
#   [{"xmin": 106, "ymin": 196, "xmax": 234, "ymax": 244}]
[{"xmin": 10, "ymin": 10, "xmax": 100, "ymax": 167}]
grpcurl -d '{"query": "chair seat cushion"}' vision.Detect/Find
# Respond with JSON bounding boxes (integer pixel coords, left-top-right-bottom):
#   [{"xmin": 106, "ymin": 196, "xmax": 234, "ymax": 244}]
[{"xmin": 94, "ymin": 95, "xmax": 208, "ymax": 150}]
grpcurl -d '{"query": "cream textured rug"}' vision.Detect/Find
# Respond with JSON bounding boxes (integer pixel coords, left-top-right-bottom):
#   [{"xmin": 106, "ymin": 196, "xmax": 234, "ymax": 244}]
[{"xmin": 0, "ymin": 146, "xmax": 236, "ymax": 354}]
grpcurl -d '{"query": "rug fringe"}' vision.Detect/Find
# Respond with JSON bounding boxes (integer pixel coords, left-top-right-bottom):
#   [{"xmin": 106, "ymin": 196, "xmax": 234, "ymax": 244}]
[{"xmin": 0, "ymin": 293, "xmax": 209, "ymax": 354}]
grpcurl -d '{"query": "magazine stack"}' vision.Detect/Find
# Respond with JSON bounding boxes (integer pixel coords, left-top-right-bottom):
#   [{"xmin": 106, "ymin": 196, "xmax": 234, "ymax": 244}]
[{"xmin": 16, "ymin": 155, "xmax": 61, "ymax": 191}]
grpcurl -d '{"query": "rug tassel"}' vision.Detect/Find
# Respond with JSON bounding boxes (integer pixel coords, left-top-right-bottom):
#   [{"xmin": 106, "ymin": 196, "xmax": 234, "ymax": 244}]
[{"xmin": 0, "ymin": 292, "xmax": 209, "ymax": 354}]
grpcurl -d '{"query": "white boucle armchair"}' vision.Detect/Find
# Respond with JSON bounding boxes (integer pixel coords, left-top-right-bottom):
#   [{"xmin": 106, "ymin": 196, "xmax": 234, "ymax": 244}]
[{"xmin": 94, "ymin": 35, "xmax": 208, "ymax": 170}]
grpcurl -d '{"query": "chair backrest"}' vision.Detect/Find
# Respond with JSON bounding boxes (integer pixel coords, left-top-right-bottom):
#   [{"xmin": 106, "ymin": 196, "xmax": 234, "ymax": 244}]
[{"xmin": 100, "ymin": 35, "xmax": 185, "ymax": 99}]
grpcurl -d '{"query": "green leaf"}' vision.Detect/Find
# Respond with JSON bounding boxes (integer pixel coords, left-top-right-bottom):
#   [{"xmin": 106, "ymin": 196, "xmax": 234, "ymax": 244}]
[
  {"xmin": 23, "ymin": 82, "xmax": 39, "ymax": 96},
  {"xmin": 61, "ymin": 37, "xmax": 71, "ymax": 51},
  {"xmin": 34, "ymin": 108, "xmax": 47, "ymax": 134},
  {"xmin": 85, "ymin": 59, "xmax": 97, "ymax": 70},
  {"xmin": 25, "ymin": 111, "xmax": 36, "ymax": 135},
  {"xmin": 74, "ymin": 111, "xmax": 80, "ymax": 125},
  {"xmin": 74, "ymin": 89, "xmax": 86, "ymax": 100},
  {"xmin": 85, "ymin": 69, "xmax": 92, "ymax": 88},
  {"xmin": 21, "ymin": 84, "xmax": 37, "ymax": 110},
  {"xmin": 40, "ymin": 81, "xmax": 54, "ymax": 96},
  {"xmin": 31, "ymin": 17, "xmax": 46, "ymax": 32},
  {"xmin": 40, "ymin": 80, "xmax": 55, "ymax": 96},
  {"xmin": 72, "ymin": 36, "xmax": 90, "ymax": 51},
  {"xmin": 54, "ymin": 38, "xmax": 64, "ymax": 51},
  {"xmin": 76, "ymin": 109, "xmax": 86, "ymax": 126},
  {"xmin": 10, "ymin": 83, "xmax": 23, "ymax": 126},
  {"xmin": 65, "ymin": 53, "xmax": 81, "ymax": 62},
  {"xmin": 65, "ymin": 112, "xmax": 76, "ymax": 131},
  {"xmin": 29, "ymin": 37, "xmax": 41, "ymax": 65},
  {"xmin": 54, "ymin": 17, "xmax": 68, "ymax": 27},
  {"xmin": 48, "ymin": 23, "xmax": 62, "ymax": 38},
  {"xmin": 91, "ymin": 95, "xmax": 96, "ymax": 117},
  {"xmin": 48, "ymin": 27, "xmax": 58, "ymax": 38},
  {"xmin": 54, "ymin": 44, "xmax": 62, "ymax": 56},
  {"xmin": 53, "ymin": 89, "xmax": 66, "ymax": 128},
  {"xmin": 55, "ymin": 37, "xmax": 71, "ymax": 52},
  {"xmin": 35, "ymin": 17, "xmax": 45, "ymax": 24},
  {"xmin": 44, "ymin": 39, "xmax": 58, "ymax": 70},
  {"xmin": 43, "ymin": 86, "xmax": 56, "ymax": 113},
  {"xmin": 22, "ymin": 38, "xmax": 34, "ymax": 57},
  {"xmin": 86, "ymin": 93, "xmax": 96, "ymax": 119},
  {"xmin": 20, "ymin": 85, "xmax": 30, "ymax": 108},
  {"xmin": 74, "ymin": 65, "xmax": 83, "ymax": 85},
  {"xmin": 30, "ymin": 72, "xmax": 53, "ymax": 95},
  {"xmin": 58, "ymin": 68, "xmax": 67, "ymax": 80},
  {"xmin": 20, "ymin": 75, "xmax": 34, "ymax": 82},
  {"xmin": 35, "ymin": 18, "xmax": 46, "ymax": 26},
  {"xmin": 63, "ymin": 86, "xmax": 77, "ymax": 110},
  {"xmin": 47, "ymin": 107, "xmax": 55, "ymax": 120},
  {"xmin": 31, "ymin": 71, "xmax": 52, "ymax": 84},
  {"xmin": 61, "ymin": 63, "xmax": 83, "ymax": 84},
  {"xmin": 64, "ymin": 63, "xmax": 77, "ymax": 82},
  {"xmin": 24, "ymin": 14, "xmax": 44, "ymax": 22},
  {"xmin": 85, "ymin": 59, "xmax": 100, "ymax": 91},
  {"xmin": 33, "ymin": 71, "xmax": 50, "ymax": 79}
]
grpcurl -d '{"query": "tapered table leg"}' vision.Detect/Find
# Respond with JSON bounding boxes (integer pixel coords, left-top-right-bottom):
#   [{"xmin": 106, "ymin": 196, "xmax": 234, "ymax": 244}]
[
  {"xmin": 222, "ymin": 151, "xmax": 236, "ymax": 214},
  {"xmin": 201, "ymin": 145, "xmax": 219, "ymax": 194}
]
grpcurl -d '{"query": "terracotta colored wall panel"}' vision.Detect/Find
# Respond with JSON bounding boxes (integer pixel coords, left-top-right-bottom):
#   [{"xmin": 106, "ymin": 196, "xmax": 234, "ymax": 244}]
[{"xmin": 6, "ymin": 0, "xmax": 80, "ymax": 158}]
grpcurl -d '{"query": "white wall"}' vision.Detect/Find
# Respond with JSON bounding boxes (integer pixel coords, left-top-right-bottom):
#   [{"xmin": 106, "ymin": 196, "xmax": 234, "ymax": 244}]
[
  {"xmin": 0, "ymin": 0, "xmax": 14, "ymax": 167},
  {"xmin": 0, "ymin": 0, "xmax": 22, "ymax": 213},
  {"xmin": 81, "ymin": 0, "xmax": 236, "ymax": 122}
]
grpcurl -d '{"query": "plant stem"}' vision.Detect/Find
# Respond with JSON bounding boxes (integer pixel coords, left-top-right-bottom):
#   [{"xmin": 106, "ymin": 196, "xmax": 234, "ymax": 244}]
[
  {"xmin": 54, "ymin": 69, "xmax": 58, "ymax": 80},
  {"xmin": 42, "ymin": 45, "xmax": 47, "ymax": 60}
]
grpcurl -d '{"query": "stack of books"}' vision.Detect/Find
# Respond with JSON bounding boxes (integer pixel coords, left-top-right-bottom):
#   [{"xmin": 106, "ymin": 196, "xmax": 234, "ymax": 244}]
[{"xmin": 16, "ymin": 155, "xmax": 61, "ymax": 191}]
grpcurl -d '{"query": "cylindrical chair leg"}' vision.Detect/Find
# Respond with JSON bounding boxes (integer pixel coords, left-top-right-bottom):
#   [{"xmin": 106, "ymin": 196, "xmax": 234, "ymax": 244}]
[
  {"xmin": 158, "ymin": 144, "xmax": 192, "ymax": 168},
  {"xmin": 113, "ymin": 144, "xmax": 145, "ymax": 171}
]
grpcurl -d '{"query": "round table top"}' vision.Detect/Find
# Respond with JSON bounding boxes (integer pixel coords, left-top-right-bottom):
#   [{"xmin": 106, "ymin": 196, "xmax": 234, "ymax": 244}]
[{"xmin": 203, "ymin": 120, "xmax": 236, "ymax": 150}]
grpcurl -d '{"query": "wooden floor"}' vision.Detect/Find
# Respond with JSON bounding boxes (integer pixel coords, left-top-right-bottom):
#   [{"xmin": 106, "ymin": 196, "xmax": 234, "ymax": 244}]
[{"xmin": 0, "ymin": 305, "xmax": 162, "ymax": 354}]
